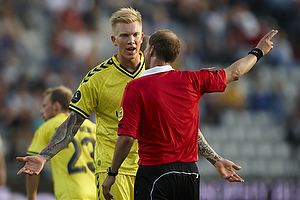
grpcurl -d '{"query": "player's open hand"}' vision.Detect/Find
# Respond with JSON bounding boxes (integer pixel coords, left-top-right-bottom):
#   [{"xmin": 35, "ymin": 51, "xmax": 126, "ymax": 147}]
[
  {"xmin": 16, "ymin": 155, "xmax": 47, "ymax": 176},
  {"xmin": 214, "ymin": 157, "xmax": 244, "ymax": 182},
  {"xmin": 255, "ymin": 29, "xmax": 278, "ymax": 56}
]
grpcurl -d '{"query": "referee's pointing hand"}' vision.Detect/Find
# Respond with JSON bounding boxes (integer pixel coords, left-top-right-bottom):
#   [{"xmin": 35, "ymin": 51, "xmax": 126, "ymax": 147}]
[{"xmin": 255, "ymin": 29, "xmax": 278, "ymax": 56}]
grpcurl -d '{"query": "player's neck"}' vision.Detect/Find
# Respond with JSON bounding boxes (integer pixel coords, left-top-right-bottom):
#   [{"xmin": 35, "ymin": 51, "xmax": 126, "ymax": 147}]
[{"xmin": 116, "ymin": 54, "xmax": 141, "ymax": 72}]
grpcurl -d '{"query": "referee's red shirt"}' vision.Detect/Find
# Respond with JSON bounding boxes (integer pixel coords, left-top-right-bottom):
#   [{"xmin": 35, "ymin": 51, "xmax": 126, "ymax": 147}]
[{"xmin": 118, "ymin": 68, "xmax": 227, "ymax": 166}]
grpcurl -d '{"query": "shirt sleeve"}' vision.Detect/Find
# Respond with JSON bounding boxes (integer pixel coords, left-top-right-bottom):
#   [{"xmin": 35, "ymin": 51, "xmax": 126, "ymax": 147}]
[
  {"xmin": 27, "ymin": 125, "xmax": 50, "ymax": 156},
  {"xmin": 117, "ymin": 83, "xmax": 142, "ymax": 138},
  {"xmin": 69, "ymin": 75, "xmax": 99, "ymax": 119},
  {"xmin": 194, "ymin": 69, "xmax": 227, "ymax": 94}
]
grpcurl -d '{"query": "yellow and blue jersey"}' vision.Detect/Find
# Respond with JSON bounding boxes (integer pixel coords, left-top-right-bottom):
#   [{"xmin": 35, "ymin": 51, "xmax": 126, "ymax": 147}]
[{"xmin": 69, "ymin": 52, "xmax": 145, "ymax": 176}]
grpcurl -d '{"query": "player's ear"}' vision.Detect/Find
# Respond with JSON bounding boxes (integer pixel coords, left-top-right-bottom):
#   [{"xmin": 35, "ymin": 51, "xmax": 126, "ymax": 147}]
[
  {"xmin": 53, "ymin": 101, "xmax": 61, "ymax": 112},
  {"xmin": 111, "ymin": 36, "xmax": 117, "ymax": 46}
]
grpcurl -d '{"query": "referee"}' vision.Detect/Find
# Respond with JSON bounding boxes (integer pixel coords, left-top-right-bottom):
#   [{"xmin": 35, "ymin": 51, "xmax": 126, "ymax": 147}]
[{"xmin": 103, "ymin": 29, "xmax": 278, "ymax": 200}]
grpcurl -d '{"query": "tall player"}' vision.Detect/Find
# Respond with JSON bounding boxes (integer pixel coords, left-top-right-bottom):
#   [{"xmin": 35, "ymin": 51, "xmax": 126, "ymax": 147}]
[
  {"xmin": 26, "ymin": 86, "xmax": 96, "ymax": 200},
  {"xmin": 17, "ymin": 7, "xmax": 145, "ymax": 200}
]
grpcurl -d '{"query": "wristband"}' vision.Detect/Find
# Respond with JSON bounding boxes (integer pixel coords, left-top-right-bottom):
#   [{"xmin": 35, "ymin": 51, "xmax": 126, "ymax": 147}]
[
  {"xmin": 107, "ymin": 167, "xmax": 118, "ymax": 176},
  {"xmin": 248, "ymin": 48, "xmax": 263, "ymax": 62}
]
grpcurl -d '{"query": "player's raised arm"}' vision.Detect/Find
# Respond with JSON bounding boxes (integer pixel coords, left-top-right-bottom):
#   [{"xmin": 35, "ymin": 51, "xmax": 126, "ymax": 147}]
[
  {"xmin": 16, "ymin": 111, "xmax": 85, "ymax": 175},
  {"xmin": 224, "ymin": 29, "xmax": 278, "ymax": 84}
]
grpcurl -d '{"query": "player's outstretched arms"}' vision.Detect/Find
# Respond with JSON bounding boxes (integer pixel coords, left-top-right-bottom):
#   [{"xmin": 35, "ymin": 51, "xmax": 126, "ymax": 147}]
[
  {"xmin": 224, "ymin": 29, "xmax": 278, "ymax": 84},
  {"xmin": 16, "ymin": 111, "xmax": 85, "ymax": 175}
]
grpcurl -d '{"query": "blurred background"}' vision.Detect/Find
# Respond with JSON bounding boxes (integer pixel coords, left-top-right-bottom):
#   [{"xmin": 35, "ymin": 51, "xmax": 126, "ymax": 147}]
[{"xmin": 0, "ymin": 0, "xmax": 300, "ymax": 199}]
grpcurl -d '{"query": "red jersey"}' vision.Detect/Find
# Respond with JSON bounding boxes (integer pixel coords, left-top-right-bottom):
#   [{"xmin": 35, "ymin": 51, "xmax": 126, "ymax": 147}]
[{"xmin": 118, "ymin": 66, "xmax": 227, "ymax": 166}]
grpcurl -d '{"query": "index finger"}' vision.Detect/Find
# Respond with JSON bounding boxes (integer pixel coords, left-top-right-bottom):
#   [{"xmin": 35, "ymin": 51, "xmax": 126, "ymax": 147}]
[{"xmin": 264, "ymin": 29, "xmax": 278, "ymax": 41}]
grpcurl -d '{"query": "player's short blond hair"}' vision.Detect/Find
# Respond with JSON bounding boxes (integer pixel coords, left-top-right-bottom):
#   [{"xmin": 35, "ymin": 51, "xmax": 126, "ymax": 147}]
[
  {"xmin": 110, "ymin": 7, "xmax": 142, "ymax": 36},
  {"xmin": 44, "ymin": 85, "xmax": 73, "ymax": 111}
]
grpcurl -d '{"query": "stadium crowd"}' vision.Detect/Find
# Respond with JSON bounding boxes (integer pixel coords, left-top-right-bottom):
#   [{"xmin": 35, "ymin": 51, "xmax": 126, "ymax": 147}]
[{"xmin": 0, "ymin": 0, "xmax": 300, "ymax": 199}]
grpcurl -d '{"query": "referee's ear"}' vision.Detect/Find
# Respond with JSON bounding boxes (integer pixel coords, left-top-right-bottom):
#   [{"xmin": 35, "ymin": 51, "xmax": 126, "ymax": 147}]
[{"xmin": 150, "ymin": 45, "xmax": 155, "ymax": 57}]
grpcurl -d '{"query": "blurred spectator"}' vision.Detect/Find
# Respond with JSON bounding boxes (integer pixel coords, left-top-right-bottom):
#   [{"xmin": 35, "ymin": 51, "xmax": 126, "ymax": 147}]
[
  {"xmin": 0, "ymin": 134, "xmax": 10, "ymax": 200},
  {"xmin": 217, "ymin": 82, "xmax": 248, "ymax": 110},
  {"xmin": 200, "ymin": 94, "xmax": 224, "ymax": 125},
  {"xmin": 247, "ymin": 75, "xmax": 286, "ymax": 120},
  {"xmin": 0, "ymin": 80, "xmax": 9, "ymax": 126},
  {"xmin": 0, "ymin": 135, "xmax": 6, "ymax": 186},
  {"xmin": 267, "ymin": 29, "xmax": 298, "ymax": 68},
  {"xmin": 200, "ymin": 81, "xmax": 247, "ymax": 125},
  {"xmin": 199, "ymin": 1, "xmax": 227, "ymax": 62},
  {"xmin": 230, "ymin": 2, "xmax": 261, "ymax": 46},
  {"xmin": 286, "ymin": 91, "xmax": 300, "ymax": 162}
]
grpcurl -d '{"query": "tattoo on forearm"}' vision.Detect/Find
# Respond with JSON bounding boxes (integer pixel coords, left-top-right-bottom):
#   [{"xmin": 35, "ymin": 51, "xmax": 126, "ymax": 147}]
[
  {"xmin": 39, "ymin": 111, "xmax": 84, "ymax": 160},
  {"xmin": 198, "ymin": 131, "xmax": 221, "ymax": 165}
]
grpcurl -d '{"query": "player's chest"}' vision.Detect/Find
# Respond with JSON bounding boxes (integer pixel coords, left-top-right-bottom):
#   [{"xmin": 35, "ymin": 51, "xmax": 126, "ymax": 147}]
[{"xmin": 97, "ymin": 78, "xmax": 131, "ymax": 109}]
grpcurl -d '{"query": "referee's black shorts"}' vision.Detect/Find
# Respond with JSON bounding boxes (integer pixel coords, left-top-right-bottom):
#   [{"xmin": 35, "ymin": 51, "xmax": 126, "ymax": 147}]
[{"xmin": 134, "ymin": 162, "xmax": 200, "ymax": 200}]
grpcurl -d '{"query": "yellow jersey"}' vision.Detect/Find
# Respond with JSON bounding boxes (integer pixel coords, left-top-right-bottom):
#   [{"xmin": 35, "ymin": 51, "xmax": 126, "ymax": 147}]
[
  {"xmin": 27, "ymin": 113, "xmax": 96, "ymax": 200},
  {"xmin": 69, "ymin": 53, "xmax": 145, "ymax": 176}
]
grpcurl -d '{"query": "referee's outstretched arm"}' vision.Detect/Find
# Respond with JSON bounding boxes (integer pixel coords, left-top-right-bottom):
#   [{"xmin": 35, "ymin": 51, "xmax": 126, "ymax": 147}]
[{"xmin": 224, "ymin": 29, "xmax": 278, "ymax": 83}]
